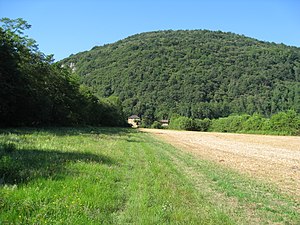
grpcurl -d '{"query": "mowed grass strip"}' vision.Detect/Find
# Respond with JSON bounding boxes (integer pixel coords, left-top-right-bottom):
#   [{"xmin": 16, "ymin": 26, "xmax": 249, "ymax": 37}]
[
  {"xmin": 0, "ymin": 128, "xmax": 299, "ymax": 224},
  {"xmin": 0, "ymin": 127, "xmax": 231, "ymax": 224}
]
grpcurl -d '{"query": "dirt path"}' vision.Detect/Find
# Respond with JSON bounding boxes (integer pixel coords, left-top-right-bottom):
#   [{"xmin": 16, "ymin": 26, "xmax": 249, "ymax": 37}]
[{"xmin": 140, "ymin": 129, "xmax": 300, "ymax": 198}]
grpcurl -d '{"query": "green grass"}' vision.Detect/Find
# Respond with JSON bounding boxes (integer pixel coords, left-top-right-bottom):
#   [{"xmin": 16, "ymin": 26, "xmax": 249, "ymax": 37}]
[{"xmin": 0, "ymin": 127, "xmax": 299, "ymax": 224}]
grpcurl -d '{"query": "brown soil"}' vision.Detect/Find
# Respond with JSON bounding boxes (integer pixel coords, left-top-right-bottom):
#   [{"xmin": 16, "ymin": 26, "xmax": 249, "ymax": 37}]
[{"xmin": 140, "ymin": 129, "xmax": 300, "ymax": 198}]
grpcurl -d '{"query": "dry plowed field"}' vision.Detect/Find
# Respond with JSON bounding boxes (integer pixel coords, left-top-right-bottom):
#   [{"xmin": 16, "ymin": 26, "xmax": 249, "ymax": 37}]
[{"xmin": 140, "ymin": 129, "xmax": 300, "ymax": 198}]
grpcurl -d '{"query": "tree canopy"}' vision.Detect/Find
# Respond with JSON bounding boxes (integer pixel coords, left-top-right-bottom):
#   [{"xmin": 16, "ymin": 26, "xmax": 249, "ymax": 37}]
[{"xmin": 0, "ymin": 18, "xmax": 126, "ymax": 127}]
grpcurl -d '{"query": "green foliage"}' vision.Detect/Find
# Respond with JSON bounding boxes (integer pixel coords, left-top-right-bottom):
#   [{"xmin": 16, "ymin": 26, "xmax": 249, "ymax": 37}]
[
  {"xmin": 169, "ymin": 111, "xmax": 299, "ymax": 135},
  {"xmin": 242, "ymin": 113, "xmax": 265, "ymax": 131},
  {"xmin": 169, "ymin": 116, "xmax": 211, "ymax": 131},
  {"xmin": 139, "ymin": 116, "xmax": 154, "ymax": 128},
  {"xmin": 169, "ymin": 116, "xmax": 194, "ymax": 130},
  {"xmin": 269, "ymin": 110, "xmax": 300, "ymax": 135},
  {"xmin": 210, "ymin": 114, "xmax": 250, "ymax": 133},
  {"xmin": 151, "ymin": 121, "xmax": 162, "ymax": 129},
  {"xmin": 0, "ymin": 18, "xmax": 125, "ymax": 127},
  {"xmin": 194, "ymin": 118, "xmax": 211, "ymax": 131},
  {"xmin": 61, "ymin": 30, "xmax": 300, "ymax": 119},
  {"xmin": 170, "ymin": 116, "xmax": 211, "ymax": 132},
  {"xmin": 210, "ymin": 110, "xmax": 300, "ymax": 135}
]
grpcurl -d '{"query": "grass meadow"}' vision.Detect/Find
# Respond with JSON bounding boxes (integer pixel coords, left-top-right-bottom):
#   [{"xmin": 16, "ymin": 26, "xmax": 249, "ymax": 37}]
[{"xmin": 0, "ymin": 127, "xmax": 299, "ymax": 224}]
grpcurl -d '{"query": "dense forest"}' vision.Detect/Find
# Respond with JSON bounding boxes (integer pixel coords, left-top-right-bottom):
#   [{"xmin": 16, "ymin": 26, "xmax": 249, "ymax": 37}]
[
  {"xmin": 0, "ymin": 18, "xmax": 126, "ymax": 127},
  {"xmin": 61, "ymin": 30, "xmax": 300, "ymax": 121}
]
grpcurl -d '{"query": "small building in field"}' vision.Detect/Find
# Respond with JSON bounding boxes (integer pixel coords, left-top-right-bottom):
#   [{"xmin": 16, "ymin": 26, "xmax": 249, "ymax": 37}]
[
  {"xmin": 159, "ymin": 119, "xmax": 169, "ymax": 127},
  {"xmin": 128, "ymin": 115, "xmax": 141, "ymax": 128}
]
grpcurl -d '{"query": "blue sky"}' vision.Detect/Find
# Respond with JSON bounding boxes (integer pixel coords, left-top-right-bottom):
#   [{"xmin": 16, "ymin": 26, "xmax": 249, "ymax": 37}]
[{"xmin": 1, "ymin": 0, "xmax": 299, "ymax": 61}]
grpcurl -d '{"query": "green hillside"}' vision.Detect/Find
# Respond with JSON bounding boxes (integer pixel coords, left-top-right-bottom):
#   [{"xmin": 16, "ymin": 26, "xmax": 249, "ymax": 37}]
[{"xmin": 61, "ymin": 30, "xmax": 300, "ymax": 120}]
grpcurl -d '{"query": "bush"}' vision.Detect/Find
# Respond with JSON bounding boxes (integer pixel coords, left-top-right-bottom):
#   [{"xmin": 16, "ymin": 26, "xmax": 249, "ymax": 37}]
[
  {"xmin": 151, "ymin": 121, "xmax": 162, "ymax": 129},
  {"xmin": 194, "ymin": 118, "xmax": 211, "ymax": 131},
  {"xmin": 169, "ymin": 116, "xmax": 196, "ymax": 130},
  {"xmin": 140, "ymin": 117, "xmax": 153, "ymax": 128},
  {"xmin": 210, "ymin": 114, "xmax": 249, "ymax": 132},
  {"xmin": 269, "ymin": 110, "xmax": 300, "ymax": 135},
  {"xmin": 243, "ymin": 113, "xmax": 266, "ymax": 131}
]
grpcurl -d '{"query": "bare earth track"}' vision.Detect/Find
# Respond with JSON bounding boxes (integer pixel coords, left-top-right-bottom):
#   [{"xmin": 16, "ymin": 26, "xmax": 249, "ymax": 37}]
[{"xmin": 140, "ymin": 129, "xmax": 300, "ymax": 198}]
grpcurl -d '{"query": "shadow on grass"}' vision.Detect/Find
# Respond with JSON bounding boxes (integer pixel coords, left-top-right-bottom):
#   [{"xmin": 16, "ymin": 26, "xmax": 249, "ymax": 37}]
[
  {"xmin": 0, "ymin": 126, "xmax": 136, "ymax": 137},
  {"xmin": 0, "ymin": 146, "xmax": 115, "ymax": 185}
]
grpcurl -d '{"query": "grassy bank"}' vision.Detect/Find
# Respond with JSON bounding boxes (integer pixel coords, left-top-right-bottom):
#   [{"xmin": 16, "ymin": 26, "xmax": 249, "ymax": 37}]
[{"xmin": 0, "ymin": 127, "xmax": 299, "ymax": 224}]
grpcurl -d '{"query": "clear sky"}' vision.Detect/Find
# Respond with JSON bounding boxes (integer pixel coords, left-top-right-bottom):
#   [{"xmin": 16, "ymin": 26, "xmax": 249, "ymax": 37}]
[{"xmin": 1, "ymin": 0, "xmax": 299, "ymax": 61}]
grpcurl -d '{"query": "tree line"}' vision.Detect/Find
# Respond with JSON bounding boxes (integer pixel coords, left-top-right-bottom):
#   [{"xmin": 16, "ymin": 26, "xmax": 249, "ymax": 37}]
[
  {"xmin": 0, "ymin": 18, "xmax": 126, "ymax": 127},
  {"xmin": 168, "ymin": 110, "xmax": 300, "ymax": 135}
]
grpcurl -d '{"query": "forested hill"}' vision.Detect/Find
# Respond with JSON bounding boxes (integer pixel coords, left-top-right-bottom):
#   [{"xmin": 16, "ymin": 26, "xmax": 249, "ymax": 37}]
[{"xmin": 61, "ymin": 30, "xmax": 300, "ymax": 120}]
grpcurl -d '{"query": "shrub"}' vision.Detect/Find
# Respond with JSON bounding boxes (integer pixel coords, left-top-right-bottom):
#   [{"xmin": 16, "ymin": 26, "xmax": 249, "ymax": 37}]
[
  {"xmin": 194, "ymin": 118, "xmax": 211, "ymax": 131},
  {"xmin": 140, "ymin": 117, "xmax": 153, "ymax": 128},
  {"xmin": 269, "ymin": 110, "xmax": 300, "ymax": 135},
  {"xmin": 210, "ymin": 114, "xmax": 249, "ymax": 132},
  {"xmin": 169, "ymin": 116, "xmax": 196, "ymax": 130},
  {"xmin": 243, "ymin": 113, "xmax": 266, "ymax": 131},
  {"xmin": 151, "ymin": 121, "xmax": 162, "ymax": 129}
]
